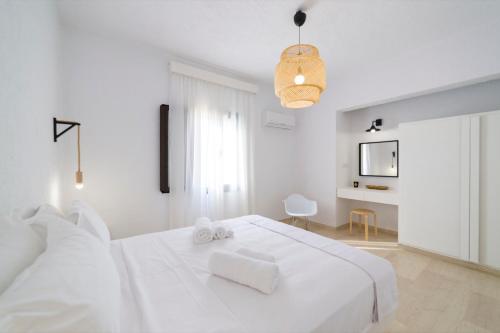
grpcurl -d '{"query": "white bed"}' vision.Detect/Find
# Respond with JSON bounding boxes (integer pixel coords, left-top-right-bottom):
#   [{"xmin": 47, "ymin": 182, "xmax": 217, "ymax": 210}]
[{"xmin": 111, "ymin": 215, "xmax": 398, "ymax": 333}]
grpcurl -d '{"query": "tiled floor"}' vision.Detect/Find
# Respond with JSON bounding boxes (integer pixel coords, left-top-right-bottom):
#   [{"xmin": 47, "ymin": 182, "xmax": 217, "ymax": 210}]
[{"xmin": 286, "ymin": 219, "xmax": 500, "ymax": 333}]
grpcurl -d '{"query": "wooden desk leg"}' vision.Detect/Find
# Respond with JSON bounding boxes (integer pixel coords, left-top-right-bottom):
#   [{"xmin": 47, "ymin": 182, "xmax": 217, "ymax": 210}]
[
  {"xmin": 364, "ymin": 215, "xmax": 369, "ymax": 241},
  {"xmin": 349, "ymin": 212, "xmax": 353, "ymax": 234},
  {"xmin": 374, "ymin": 214, "xmax": 378, "ymax": 236}
]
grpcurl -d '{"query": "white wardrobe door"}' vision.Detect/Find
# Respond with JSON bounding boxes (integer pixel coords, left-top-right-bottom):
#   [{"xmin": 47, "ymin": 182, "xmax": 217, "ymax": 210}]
[
  {"xmin": 399, "ymin": 117, "xmax": 470, "ymax": 260},
  {"xmin": 478, "ymin": 112, "xmax": 500, "ymax": 269}
]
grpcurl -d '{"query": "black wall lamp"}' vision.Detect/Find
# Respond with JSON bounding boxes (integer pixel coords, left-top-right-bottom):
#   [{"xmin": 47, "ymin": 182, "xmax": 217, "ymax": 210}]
[
  {"xmin": 53, "ymin": 118, "xmax": 84, "ymax": 190},
  {"xmin": 366, "ymin": 119, "xmax": 382, "ymax": 132}
]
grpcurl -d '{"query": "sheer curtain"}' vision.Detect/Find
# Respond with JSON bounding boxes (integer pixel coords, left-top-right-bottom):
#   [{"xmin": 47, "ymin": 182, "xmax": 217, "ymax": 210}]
[{"xmin": 169, "ymin": 73, "xmax": 254, "ymax": 226}]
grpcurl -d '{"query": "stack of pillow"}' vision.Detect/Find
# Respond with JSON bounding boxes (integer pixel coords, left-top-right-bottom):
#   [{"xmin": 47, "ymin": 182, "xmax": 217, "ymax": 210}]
[{"xmin": 0, "ymin": 201, "xmax": 120, "ymax": 333}]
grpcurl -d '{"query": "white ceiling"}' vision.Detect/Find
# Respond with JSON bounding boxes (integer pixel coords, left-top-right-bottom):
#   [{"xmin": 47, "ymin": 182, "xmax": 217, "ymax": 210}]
[{"xmin": 57, "ymin": 0, "xmax": 500, "ymax": 83}]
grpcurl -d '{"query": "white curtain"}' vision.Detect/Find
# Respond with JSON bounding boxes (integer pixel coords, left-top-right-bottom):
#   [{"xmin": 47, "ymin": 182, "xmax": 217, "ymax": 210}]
[{"xmin": 169, "ymin": 73, "xmax": 254, "ymax": 227}]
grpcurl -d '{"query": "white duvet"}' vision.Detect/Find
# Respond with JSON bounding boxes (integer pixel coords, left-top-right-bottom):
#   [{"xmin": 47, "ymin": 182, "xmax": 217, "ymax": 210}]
[{"xmin": 111, "ymin": 215, "xmax": 398, "ymax": 333}]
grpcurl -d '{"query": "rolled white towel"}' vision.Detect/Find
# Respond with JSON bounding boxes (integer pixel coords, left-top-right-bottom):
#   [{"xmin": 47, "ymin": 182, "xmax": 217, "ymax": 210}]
[
  {"xmin": 193, "ymin": 217, "xmax": 213, "ymax": 244},
  {"xmin": 208, "ymin": 250, "xmax": 279, "ymax": 294},
  {"xmin": 236, "ymin": 248, "xmax": 276, "ymax": 263},
  {"xmin": 212, "ymin": 221, "xmax": 233, "ymax": 240}
]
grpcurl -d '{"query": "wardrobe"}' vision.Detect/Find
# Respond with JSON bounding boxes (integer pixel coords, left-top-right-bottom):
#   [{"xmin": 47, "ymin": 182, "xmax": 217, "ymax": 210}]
[{"xmin": 399, "ymin": 110, "xmax": 500, "ymax": 270}]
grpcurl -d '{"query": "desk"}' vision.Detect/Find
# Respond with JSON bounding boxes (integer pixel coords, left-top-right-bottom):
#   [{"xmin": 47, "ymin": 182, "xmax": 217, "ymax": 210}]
[{"xmin": 337, "ymin": 187, "xmax": 399, "ymax": 206}]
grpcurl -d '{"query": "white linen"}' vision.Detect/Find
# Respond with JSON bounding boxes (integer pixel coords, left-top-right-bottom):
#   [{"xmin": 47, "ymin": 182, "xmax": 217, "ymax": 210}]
[
  {"xmin": 111, "ymin": 233, "xmax": 245, "ymax": 333},
  {"xmin": 0, "ymin": 215, "xmax": 121, "ymax": 333},
  {"xmin": 111, "ymin": 215, "xmax": 398, "ymax": 333},
  {"xmin": 67, "ymin": 200, "xmax": 111, "ymax": 248},
  {"xmin": 0, "ymin": 215, "xmax": 44, "ymax": 294},
  {"xmin": 193, "ymin": 217, "xmax": 214, "ymax": 244},
  {"xmin": 208, "ymin": 250, "xmax": 279, "ymax": 294},
  {"xmin": 240, "ymin": 215, "xmax": 398, "ymax": 322},
  {"xmin": 236, "ymin": 247, "xmax": 276, "ymax": 263}
]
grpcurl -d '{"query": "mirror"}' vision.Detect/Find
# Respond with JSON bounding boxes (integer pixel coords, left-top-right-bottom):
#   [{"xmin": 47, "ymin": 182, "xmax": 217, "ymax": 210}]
[{"xmin": 359, "ymin": 140, "xmax": 398, "ymax": 177}]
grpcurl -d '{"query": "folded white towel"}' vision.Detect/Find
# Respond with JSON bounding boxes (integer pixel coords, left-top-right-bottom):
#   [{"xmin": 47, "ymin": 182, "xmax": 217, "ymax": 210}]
[
  {"xmin": 236, "ymin": 248, "xmax": 276, "ymax": 263},
  {"xmin": 208, "ymin": 250, "xmax": 279, "ymax": 294},
  {"xmin": 193, "ymin": 217, "xmax": 214, "ymax": 244},
  {"xmin": 212, "ymin": 221, "xmax": 233, "ymax": 240}
]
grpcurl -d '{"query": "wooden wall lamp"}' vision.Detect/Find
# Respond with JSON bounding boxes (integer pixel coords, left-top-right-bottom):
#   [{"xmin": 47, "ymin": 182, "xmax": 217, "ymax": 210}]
[{"xmin": 53, "ymin": 117, "xmax": 83, "ymax": 189}]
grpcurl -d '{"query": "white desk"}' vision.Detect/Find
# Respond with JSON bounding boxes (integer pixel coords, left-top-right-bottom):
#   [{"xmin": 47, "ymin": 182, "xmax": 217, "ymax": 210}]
[{"xmin": 337, "ymin": 187, "xmax": 399, "ymax": 206}]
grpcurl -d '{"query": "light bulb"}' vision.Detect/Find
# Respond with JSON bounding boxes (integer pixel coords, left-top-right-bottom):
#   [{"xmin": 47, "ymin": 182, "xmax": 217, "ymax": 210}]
[
  {"xmin": 294, "ymin": 73, "xmax": 305, "ymax": 85},
  {"xmin": 75, "ymin": 170, "xmax": 84, "ymax": 190}
]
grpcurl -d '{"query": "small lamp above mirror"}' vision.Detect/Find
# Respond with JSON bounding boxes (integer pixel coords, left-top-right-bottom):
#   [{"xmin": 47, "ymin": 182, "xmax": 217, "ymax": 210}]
[{"xmin": 366, "ymin": 119, "xmax": 382, "ymax": 132}]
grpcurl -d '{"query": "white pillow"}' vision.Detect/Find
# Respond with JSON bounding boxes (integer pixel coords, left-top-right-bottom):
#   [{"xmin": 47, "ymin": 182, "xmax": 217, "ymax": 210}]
[
  {"xmin": 11, "ymin": 204, "xmax": 67, "ymax": 242},
  {"xmin": 11, "ymin": 204, "xmax": 64, "ymax": 222},
  {"xmin": 0, "ymin": 215, "xmax": 121, "ymax": 333},
  {"xmin": 0, "ymin": 216, "xmax": 44, "ymax": 295},
  {"xmin": 68, "ymin": 200, "xmax": 111, "ymax": 247}
]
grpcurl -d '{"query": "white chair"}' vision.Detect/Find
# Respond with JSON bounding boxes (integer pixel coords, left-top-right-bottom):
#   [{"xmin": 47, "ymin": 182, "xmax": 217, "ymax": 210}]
[{"xmin": 283, "ymin": 194, "xmax": 318, "ymax": 230}]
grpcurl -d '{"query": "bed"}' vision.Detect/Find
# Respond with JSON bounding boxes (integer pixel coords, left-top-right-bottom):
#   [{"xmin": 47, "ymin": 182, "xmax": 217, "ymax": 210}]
[{"xmin": 111, "ymin": 215, "xmax": 398, "ymax": 333}]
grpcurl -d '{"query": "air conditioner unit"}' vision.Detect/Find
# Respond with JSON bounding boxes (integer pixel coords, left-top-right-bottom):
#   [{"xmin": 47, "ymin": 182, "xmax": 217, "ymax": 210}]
[{"xmin": 263, "ymin": 111, "xmax": 295, "ymax": 130}]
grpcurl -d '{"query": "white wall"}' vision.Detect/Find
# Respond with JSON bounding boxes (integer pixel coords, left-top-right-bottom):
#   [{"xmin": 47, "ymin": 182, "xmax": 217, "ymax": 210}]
[
  {"xmin": 336, "ymin": 79, "xmax": 500, "ymax": 231},
  {"xmin": 253, "ymin": 84, "xmax": 297, "ymax": 221},
  {"xmin": 0, "ymin": 0, "xmax": 63, "ymax": 214},
  {"xmin": 294, "ymin": 91, "xmax": 338, "ymax": 227},
  {"xmin": 61, "ymin": 27, "xmax": 296, "ymax": 238},
  {"xmin": 334, "ymin": 19, "xmax": 500, "ymax": 112},
  {"xmin": 61, "ymin": 27, "xmax": 170, "ymax": 238}
]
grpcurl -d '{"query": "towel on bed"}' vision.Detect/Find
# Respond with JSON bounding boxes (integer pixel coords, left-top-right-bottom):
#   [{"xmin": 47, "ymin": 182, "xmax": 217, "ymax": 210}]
[
  {"xmin": 212, "ymin": 221, "xmax": 233, "ymax": 240},
  {"xmin": 193, "ymin": 217, "xmax": 214, "ymax": 244},
  {"xmin": 208, "ymin": 250, "xmax": 279, "ymax": 294}
]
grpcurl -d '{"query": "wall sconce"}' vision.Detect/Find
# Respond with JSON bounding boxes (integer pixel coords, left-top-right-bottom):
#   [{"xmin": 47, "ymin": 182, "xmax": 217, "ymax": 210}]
[
  {"xmin": 53, "ymin": 118, "xmax": 83, "ymax": 190},
  {"xmin": 366, "ymin": 119, "xmax": 382, "ymax": 132}
]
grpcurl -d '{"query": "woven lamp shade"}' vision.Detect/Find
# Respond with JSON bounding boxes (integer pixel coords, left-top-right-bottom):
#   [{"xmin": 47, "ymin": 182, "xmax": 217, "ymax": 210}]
[{"xmin": 275, "ymin": 44, "xmax": 326, "ymax": 109}]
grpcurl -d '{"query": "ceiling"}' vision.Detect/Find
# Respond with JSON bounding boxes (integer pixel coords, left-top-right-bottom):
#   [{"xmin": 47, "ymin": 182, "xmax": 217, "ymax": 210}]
[{"xmin": 57, "ymin": 0, "xmax": 500, "ymax": 83}]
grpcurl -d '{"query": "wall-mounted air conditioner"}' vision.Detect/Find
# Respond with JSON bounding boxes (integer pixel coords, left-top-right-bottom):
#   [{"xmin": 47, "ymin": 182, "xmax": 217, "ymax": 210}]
[{"xmin": 263, "ymin": 111, "xmax": 295, "ymax": 130}]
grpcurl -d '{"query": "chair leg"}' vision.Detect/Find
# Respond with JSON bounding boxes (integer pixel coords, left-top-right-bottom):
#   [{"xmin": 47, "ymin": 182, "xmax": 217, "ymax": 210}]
[
  {"xmin": 374, "ymin": 213, "xmax": 378, "ymax": 236},
  {"xmin": 349, "ymin": 212, "xmax": 352, "ymax": 234},
  {"xmin": 364, "ymin": 215, "xmax": 369, "ymax": 241},
  {"xmin": 305, "ymin": 217, "xmax": 309, "ymax": 231}
]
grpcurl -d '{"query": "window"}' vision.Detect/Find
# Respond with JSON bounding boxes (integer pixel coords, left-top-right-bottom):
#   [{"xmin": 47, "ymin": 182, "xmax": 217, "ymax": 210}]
[{"xmin": 222, "ymin": 112, "xmax": 239, "ymax": 192}]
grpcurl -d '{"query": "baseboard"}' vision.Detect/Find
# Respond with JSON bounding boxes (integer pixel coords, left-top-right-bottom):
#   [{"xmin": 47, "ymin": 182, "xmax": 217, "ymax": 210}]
[
  {"xmin": 280, "ymin": 218, "xmax": 398, "ymax": 236},
  {"xmin": 279, "ymin": 217, "xmax": 338, "ymax": 230},
  {"xmin": 335, "ymin": 222, "xmax": 398, "ymax": 236},
  {"xmin": 400, "ymin": 244, "xmax": 500, "ymax": 277}
]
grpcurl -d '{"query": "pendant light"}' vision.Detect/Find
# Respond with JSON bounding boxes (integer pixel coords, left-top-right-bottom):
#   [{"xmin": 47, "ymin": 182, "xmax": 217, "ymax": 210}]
[{"xmin": 275, "ymin": 10, "xmax": 326, "ymax": 109}]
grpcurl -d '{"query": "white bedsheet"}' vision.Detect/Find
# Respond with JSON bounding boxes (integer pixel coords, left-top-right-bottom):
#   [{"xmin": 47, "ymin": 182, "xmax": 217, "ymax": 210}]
[{"xmin": 111, "ymin": 215, "xmax": 398, "ymax": 333}]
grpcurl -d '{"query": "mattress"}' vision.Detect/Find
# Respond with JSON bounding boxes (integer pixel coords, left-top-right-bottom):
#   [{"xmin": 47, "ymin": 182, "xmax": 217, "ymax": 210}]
[{"xmin": 111, "ymin": 215, "xmax": 398, "ymax": 333}]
